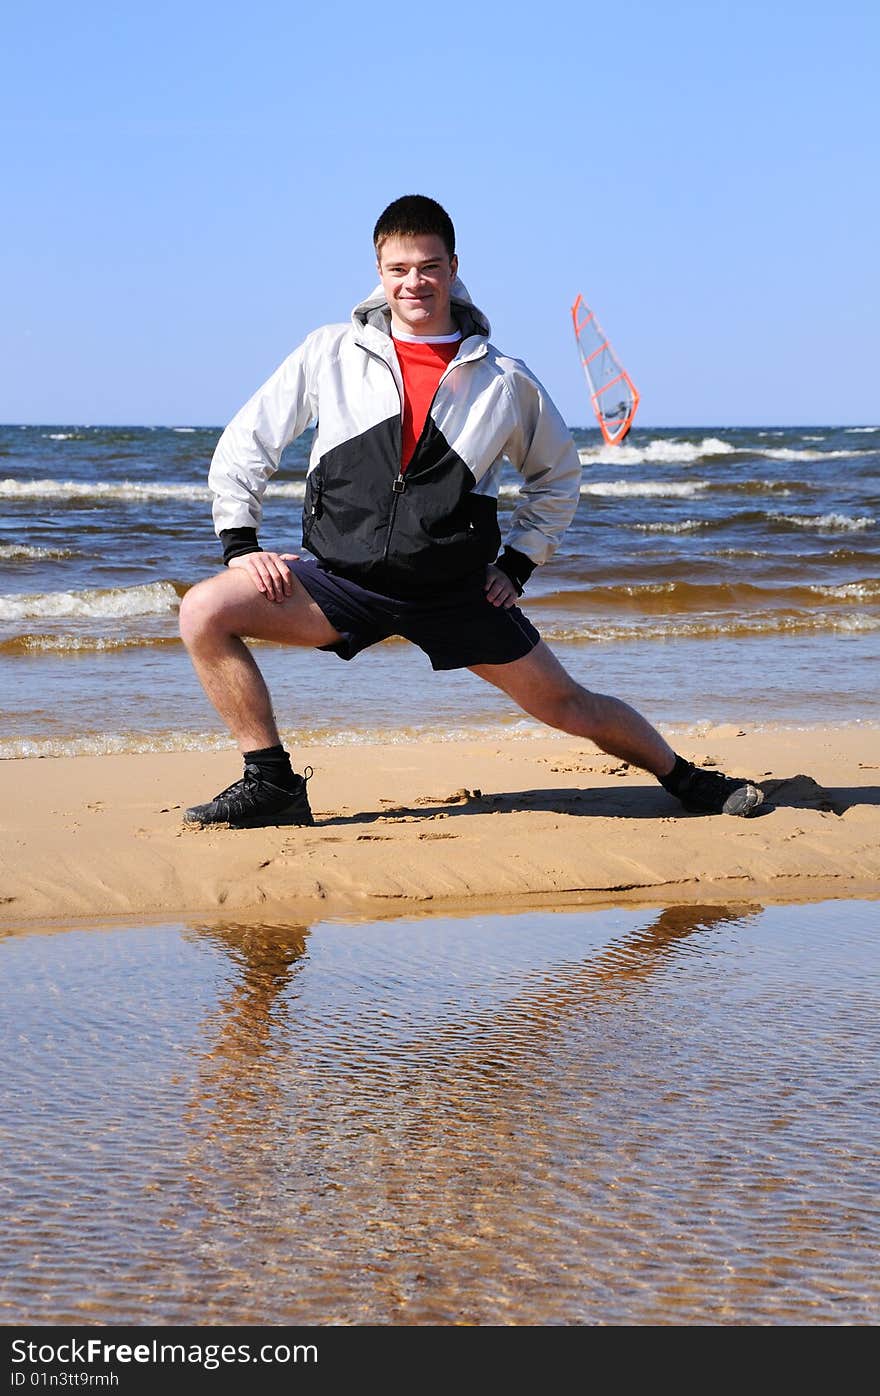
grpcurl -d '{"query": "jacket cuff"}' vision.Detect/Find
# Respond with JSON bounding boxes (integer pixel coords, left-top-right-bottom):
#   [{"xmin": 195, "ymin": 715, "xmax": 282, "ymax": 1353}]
[
  {"xmin": 220, "ymin": 528, "xmax": 261, "ymax": 565},
  {"xmin": 495, "ymin": 545, "xmax": 536, "ymax": 596}
]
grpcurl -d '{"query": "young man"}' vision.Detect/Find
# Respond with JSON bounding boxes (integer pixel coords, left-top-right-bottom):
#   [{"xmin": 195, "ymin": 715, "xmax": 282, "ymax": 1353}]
[{"xmin": 180, "ymin": 195, "xmax": 763, "ymax": 827}]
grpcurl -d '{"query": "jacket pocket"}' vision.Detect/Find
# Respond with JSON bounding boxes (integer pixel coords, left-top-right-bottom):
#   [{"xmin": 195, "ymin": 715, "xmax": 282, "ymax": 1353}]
[{"xmin": 466, "ymin": 492, "xmax": 502, "ymax": 563}]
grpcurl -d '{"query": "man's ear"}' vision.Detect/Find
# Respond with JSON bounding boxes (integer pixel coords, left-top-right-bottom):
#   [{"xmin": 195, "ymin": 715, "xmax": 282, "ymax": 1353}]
[{"xmin": 450, "ymin": 254, "xmax": 459, "ymax": 279}]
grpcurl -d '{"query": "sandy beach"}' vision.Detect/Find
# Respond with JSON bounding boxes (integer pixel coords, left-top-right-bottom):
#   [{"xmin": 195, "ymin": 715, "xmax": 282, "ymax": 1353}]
[{"xmin": 3, "ymin": 722, "xmax": 878, "ymax": 927}]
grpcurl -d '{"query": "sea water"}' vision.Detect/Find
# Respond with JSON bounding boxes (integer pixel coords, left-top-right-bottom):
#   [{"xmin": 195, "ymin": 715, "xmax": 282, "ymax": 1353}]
[
  {"xmin": 1, "ymin": 898, "xmax": 877, "ymax": 1326},
  {"xmin": 1, "ymin": 423, "xmax": 878, "ymax": 756}
]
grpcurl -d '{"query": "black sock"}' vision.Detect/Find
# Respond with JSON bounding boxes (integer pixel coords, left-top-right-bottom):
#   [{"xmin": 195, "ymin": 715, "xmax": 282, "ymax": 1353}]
[
  {"xmin": 657, "ymin": 753, "xmax": 693, "ymax": 794},
  {"xmin": 243, "ymin": 744, "xmax": 297, "ymax": 789}
]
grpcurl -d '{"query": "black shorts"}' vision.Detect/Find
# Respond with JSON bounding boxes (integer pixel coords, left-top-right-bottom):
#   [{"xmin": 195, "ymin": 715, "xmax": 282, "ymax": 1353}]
[{"xmin": 289, "ymin": 559, "xmax": 541, "ymax": 671}]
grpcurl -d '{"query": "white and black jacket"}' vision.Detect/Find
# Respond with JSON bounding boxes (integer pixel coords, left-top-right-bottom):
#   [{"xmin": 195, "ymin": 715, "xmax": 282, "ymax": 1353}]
[{"xmin": 209, "ymin": 279, "xmax": 583, "ymax": 597}]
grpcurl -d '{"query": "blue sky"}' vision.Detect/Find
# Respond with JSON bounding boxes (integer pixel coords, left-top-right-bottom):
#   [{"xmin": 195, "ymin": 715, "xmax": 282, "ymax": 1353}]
[{"xmin": 2, "ymin": 0, "xmax": 877, "ymax": 427}]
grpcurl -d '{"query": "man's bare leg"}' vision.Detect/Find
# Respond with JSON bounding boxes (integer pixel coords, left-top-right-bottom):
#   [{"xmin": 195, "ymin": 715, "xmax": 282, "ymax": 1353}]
[
  {"xmin": 178, "ymin": 568, "xmax": 344, "ymax": 826},
  {"xmin": 470, "ymin": 640, "xmax": 763, "ymax": 814},
  {"xmin": 470, "ymin": 640, "xmax": 675, "ymax": 775},
  {"xmin": 178, "ymin": 568, "xmax": 343, "ymax": 750}
]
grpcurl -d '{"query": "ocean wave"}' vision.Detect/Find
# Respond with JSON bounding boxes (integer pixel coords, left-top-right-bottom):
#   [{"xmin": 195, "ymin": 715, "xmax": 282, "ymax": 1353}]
[
  {"xmin": 0, "ymin": 717, "xmax": 552, "ymax": 761},
  {"xmin": 0, "ymin": 477, "xmax": 307, "ymax": 502},
  {"xmin": 0, "ymin": 632, "xmax": 178, "ymax": 655},
  {"xmin": 845, "ymin": 427, "xmax": 879, "ymax": 433},
  {"xmin": 808, "ymin": 581, "xmax": 880, "ymax": 600},
  {"xmin": 577, "ymin": 439, "xmax": 875, "ymax": 467},
  {"xmin": 468, "ymin": 477, "xmax": 793, "ymax": 502},
  {"xmin": 720, "ymin": 479, "xmax": 796, "ymax": 495},
  {"xmin": 0, "ymin": 580, "xmax": 181, "ymax": 622},
  {"xmin": 0, "ymin": 731, "xmax": 238, "ymax": 760},
  {"xmin": 769, "ymin": 511, "xmax": 876, "ymax": 532},
  {"xmin": 44, "ymin": 432, "xmax": 86, "ymax": 442},
  {"xmin": 541, "ymin": 611, "xmax": 880, "ymax": 644},
  {"xmin": 567, "ymin": 477, "xmax": 803, "ymax": 502},
  {"xmin": 578, "ymin": 480, "xmax": 710, "ymax": 498},
  {"xmin": 711, "ymin": 548, "xmax": 771, "ymax": 559},
  {"xmin": 0, "ymin": 543, "xmax": 78, "ymax": 561},
  {"xmin": 630, "ymin": 508, "xmax": 879, "ymax": 537},
  {"xmin": 530, "ymin": 579, "xmax": 880, "ymax": 612},
  {"xmin": 577, "ymin": 437, "xmax": 735, "ymax": 466},
  {"xmin": 0, "ymin": 478, "xmax": 208, "ymax": 502},
  {"xmin": 757, "ymin": 447, "xmax": 868, "ymax": 462}
]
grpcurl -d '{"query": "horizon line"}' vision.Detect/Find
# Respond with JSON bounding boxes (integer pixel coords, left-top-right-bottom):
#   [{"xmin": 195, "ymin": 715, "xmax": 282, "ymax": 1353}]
[{"xmin": 2, "ymin": 420, "xmax": 877, "ymax": 432}]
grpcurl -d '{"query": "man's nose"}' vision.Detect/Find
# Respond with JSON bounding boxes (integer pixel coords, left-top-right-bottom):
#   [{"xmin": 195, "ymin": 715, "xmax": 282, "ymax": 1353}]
[{"xmin": 403, "ymin": 267, "xmax": 424, "ymax": 288}]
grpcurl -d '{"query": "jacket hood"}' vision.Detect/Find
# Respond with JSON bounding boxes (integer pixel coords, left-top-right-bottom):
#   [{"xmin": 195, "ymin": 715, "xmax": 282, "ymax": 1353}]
[{"xmin": 352, "ymin": 275, "xmax": 491, "ymax": 341}]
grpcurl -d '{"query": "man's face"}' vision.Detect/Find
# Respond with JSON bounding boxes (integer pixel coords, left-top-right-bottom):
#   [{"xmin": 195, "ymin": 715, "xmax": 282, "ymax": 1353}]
[{"xmin": 377, "ymin": 234, "xmax": 459, "ymax": 336}]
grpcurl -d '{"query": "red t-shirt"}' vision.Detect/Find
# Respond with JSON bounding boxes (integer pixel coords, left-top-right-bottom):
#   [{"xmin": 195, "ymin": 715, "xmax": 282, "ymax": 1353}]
[{"xmin": 393, "ymin": 334, "xmax": 461, "ymax": 470}]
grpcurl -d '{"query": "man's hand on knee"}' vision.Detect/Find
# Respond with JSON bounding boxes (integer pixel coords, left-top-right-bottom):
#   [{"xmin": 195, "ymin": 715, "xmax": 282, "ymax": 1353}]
[
  {"xmin": 229, "ymin": 551, "xmax": 300, "ymax": 603},
  {"xmin": 484, "ymin": 563, "xmax": 518, "ymax": 610}
]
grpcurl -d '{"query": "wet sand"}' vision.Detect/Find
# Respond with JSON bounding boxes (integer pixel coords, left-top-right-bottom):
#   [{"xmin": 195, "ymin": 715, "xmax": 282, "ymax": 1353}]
[{"xmin": 1, "ymin": 723, "xmax": 879, "ymax": 927}]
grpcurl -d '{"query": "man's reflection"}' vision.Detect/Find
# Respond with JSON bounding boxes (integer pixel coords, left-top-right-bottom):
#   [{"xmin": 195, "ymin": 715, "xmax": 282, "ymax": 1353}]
[{"xmin": 181, "ymin": 901, "xmax": 759, "ymax": 1172}]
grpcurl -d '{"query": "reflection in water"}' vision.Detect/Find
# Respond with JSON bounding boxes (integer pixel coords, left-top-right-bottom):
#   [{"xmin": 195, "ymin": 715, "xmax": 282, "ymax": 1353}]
[
  {"xmin": 1, "ymin": 900, "xmax": 877, "ymax": 1325},
  {"xmin": 185, "ymin": 922, "xmax": 308, "ymax": 1137}
]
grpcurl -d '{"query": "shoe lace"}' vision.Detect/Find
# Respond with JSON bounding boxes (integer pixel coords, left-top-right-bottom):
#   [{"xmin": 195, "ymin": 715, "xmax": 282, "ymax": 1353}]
[
  {"xmin": 210, "ymin": 763, "xmax": 313, "ymax": 809},
  {"xmin": 209, "ymin": 766, "xmax": 262, "ymax": 804},
  {"xmin": 687, "ymin": 765, "xmax": 732, "ymax": 794}
]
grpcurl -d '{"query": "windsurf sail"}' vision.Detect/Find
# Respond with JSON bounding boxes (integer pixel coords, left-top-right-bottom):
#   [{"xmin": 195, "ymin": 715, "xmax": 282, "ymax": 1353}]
[{"xmin": 571, "ymin": 293, "xmax": 639, "ymax": 445}]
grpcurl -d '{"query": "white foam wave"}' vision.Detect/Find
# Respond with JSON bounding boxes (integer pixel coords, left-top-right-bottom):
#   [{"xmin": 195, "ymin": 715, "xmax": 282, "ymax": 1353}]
[
  {"xmin": 0, "ymin": 719, "xmax": 553, "ymax": 761},
  {"xmin": 580, "ymin": 480, "xmax": 709, "ymax": 498},
  {"xmin": 758, "ymin": 447, "xmax": 866, "ymax": 461},
  {"xmin": 3, "ymin": 634, "xmax": 170, "ymax": 653},
  {"xmin": 0, "ymin": 477, "xmax": 307, "ymax": 502},
  {"xmin": 845, "ymin": 427, "xmax": 879, "ymax": 433},
  {"xmin": 809, "ymin": 581, "xmax": 880, "ymax": 600},
  {"xmin": 713, "ymin": 548, "xmax": 769, "ymax": 559},
  {"xmin": 0, "ymin": 731, "xmax": 236, "ymax": 760},
  {"xmin": 500, "ymin": 478, "xmax": 711, "ymax": 499},
  {"xmin": 578, "ymin": 439, "xmax": 874, "ymax": 466},
  {"xmin": 0, "ymin": 580, "xmax": 180, "ymax": 621},
  {"xmin": 633, "ymin": 519, "xmax": 706, "ymax": 533},
  {"xmin": 172, "ymin": 427, "xmax": 196, "ymax": 433},
  {"xmin": 0, "ymin": 543, "xmax": 75, "ymax": 561},
  {"xmin": 44, "ymin": 432, "xmax": 83, "ymax": 441},
  {"xmin": 578, "ymin": 437, "xmax": 734, "ymax": 466},
  {"xmin": 543, "ymin": 612, "xmax": 880, "ymax": 644},
  {"xmin": 771, "ymin": 512, "xmax": 876, "ymax": 532},
  {"xmin": 0, "ymin": 478, "xmax": 206, "ymax": 502}
]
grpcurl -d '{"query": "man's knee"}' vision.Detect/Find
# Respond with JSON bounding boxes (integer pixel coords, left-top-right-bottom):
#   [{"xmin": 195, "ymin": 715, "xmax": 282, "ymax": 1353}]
[
  {"xmin": 178, "ymin": 574, "xmax": 229, "ymax": 647},
  {"xmin": 540, "ymin": 677, "xmax": 590, "ymax": 730},
  {"xmin": 507, "ymin": 665, "xmax": 589, "ymax": 730}
]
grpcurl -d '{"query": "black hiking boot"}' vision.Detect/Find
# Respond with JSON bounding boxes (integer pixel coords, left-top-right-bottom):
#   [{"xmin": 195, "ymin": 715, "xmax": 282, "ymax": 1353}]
[
  {"xmin": 668, "ymin": 760, "xmax": 763, "ymax": 816},
  {"xmin": 184, "ymin": 764, "xmax": 314, "ymax": 828}
]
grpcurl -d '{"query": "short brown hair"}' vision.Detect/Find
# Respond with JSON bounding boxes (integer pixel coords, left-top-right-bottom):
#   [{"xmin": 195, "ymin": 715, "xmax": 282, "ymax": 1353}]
[{"xmin": 373, "ymin": 194, "xmax": 456, "ymax": 259}]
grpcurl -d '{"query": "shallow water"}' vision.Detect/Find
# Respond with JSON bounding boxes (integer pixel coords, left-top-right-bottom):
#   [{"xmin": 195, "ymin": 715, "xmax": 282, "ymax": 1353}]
[{"xmin": 1, "ymin": 899, "xmax": 878, "ymax": 1326}]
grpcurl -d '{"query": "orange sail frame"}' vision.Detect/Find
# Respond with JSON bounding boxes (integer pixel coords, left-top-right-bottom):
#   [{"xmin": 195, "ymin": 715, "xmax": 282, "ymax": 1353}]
[{"xmin": 571, "ymin": 293, "xmax": 640, "ymax": 445}]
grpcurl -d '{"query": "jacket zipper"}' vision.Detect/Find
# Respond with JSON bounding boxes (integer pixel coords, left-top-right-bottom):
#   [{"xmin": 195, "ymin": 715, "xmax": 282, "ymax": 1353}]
[
  {"xmin": 382, "ymin": 470, "xmax": 407, "ymax": 564},
  {"xmin": 380, "ymin": 353, "xmax": 465, "ymax": 567}
]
